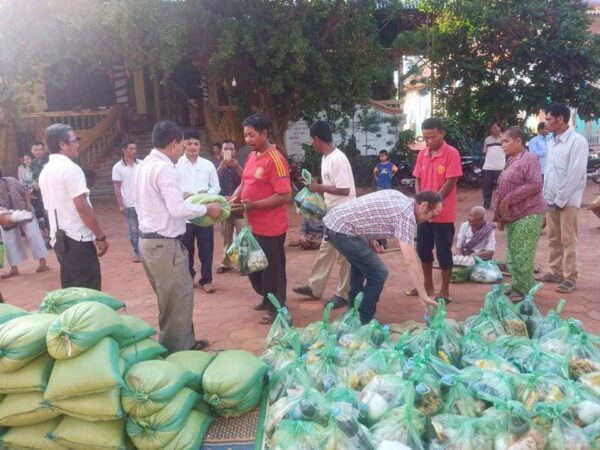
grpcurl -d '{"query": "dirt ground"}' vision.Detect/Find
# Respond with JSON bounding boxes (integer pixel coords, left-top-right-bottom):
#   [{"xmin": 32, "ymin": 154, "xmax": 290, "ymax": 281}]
[{"xmin": 3, "ymin": 182, "xmax": 600, "ymax": 355}]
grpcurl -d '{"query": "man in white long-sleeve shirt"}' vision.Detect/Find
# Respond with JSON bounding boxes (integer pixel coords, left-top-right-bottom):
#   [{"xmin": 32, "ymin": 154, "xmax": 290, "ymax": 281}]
[
  {"xmin": 176, "ymin": 129, "xmax": 221, "ymax": 294},
  {"xmin": 135, "ymin": 121, "xmax": 221, "ymax": 353},
  {"xmin": 536, "ymin": 103, "xmax": 588, "ymax": 294}
]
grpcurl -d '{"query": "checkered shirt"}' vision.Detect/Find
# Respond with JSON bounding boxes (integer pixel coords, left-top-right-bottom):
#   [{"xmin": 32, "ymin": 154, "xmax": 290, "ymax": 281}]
[{"xmin": 323, "ymin": 190, "xmax": 416, "ymax": 244}]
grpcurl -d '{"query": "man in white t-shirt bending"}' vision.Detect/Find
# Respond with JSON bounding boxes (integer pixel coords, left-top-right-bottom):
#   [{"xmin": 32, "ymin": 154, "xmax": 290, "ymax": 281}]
[
  {"xmin": 292, "ymin": 120, "xmax": 357, "ymax": 309},
  {"xmin": 112, "ymin": 139, "xmax": 142, "ymax": 262},
  {"xmin": 482, "ymin": 121, "xmax": 505, "ymax": 209}
]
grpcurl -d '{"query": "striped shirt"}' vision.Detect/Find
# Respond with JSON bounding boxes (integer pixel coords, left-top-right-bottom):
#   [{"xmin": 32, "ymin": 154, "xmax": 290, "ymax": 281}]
[{"xmin": 323, "ymin": 190, "xmax": 416, "ymax": 244}]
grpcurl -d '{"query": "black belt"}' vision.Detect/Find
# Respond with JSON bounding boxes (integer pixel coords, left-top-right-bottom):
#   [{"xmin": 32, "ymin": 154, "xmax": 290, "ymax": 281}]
[{"xmin": 140, "ymin": 232, "xmax": 183, "ymax": 240}]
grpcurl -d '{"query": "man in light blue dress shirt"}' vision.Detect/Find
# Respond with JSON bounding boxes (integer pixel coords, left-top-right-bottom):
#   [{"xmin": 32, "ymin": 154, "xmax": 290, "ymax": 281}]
[{"xmin": 529, "ymin": 122, "xmax": 549, "ymax": 176}]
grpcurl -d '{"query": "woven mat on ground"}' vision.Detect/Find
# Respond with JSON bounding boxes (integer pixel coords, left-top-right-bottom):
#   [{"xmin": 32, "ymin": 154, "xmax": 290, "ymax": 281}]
[{"xmin": 201, "ymin": 389, "xmax": 268, "ymax": 450}]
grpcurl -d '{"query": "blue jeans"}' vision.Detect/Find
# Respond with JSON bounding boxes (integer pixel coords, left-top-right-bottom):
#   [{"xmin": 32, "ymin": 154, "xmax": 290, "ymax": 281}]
[
  {"xmin": 325, "ymin": 228, "xmax": 389, "ymax": 323},
  {"xmin": 126, "ymin": 207, "xmax": 140, "ymax": 258}
]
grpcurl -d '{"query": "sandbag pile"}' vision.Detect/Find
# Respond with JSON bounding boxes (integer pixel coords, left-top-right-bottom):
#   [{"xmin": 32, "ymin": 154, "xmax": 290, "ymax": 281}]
[{"xmin": 262, "ymin": 285, "xmax": 600, "ymax": 449}]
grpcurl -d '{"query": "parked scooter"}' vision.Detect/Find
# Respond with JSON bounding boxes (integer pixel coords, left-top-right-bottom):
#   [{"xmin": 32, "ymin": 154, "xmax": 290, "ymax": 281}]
[
  {"xmin": 459, "ymin": 156, "xmax": 483, "ymax": 188},
  {"xmin": 392, "ymin": 161, "xmax": 416, "ymax": 193},
  {"xmin": 588, "ymin": 156, "xmax": 600, "ymax": 184}
]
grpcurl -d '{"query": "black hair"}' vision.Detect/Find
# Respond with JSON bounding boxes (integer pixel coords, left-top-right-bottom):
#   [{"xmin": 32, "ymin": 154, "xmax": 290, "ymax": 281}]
[
  {"xmin": 30, "ymin": 140, "xmax": 44, "ymax": 149},
  {"xmin": 309, "ymin": 120, "xmax": 333, "ymax": 144},
  {"xmin": 421, "ymin": 117, "xmax": 445, "ymax": 132},
  {"xmin": 545, "ymin": 103, "xmax": 570, "ymax": 123},
  {"xmin": 44, "ymin": 123, "xmax": 73, "ymax": 154},
  {"xmin": 120, "ymin": 139, "xmax": 136, "ymax": 150},
  {"xmin": 152, "ymin": 121, "xmax": 184, "ymax": 149},
  {"xmin": 504, "ymin": 126, "xmax": 525, "ymax": 145},
  {"xmin": 222, "ymin": 139, "xmax": 235, "ymax": 148},
  {"xmin": 379, "ymin": 149, "xmax": 389, "ymax": 157},
  {"xmin": 212, "ymin": 142, "xmax": 221, "ymax": 149},
  {"xmin": 242, "ymin": 114, "xmax": 270, "ymax": 137},
  {"xmin": 183, "ymin": 128, "xmax": 201, "ymax": 141},
  {"xmin": 537, "ymin": 122, "xmax": 546, "ymax": 132},
  {"xmin": 415, "ymin": 190, "xmax": 443, "ymax": 208},
  {"xmin": 489, "ymin": 120, "xmax": 501, "ymax": 129}
]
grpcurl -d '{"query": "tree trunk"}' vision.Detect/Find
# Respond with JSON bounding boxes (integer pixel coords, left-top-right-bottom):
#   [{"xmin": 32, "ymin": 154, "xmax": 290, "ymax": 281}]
[
  {"xmin": 0, "ymin": 112, "xmax": 20, "ymax": 177},
  {"xmin": 269, "ymin": 116, "xmax": 289, "ymax": 154}
]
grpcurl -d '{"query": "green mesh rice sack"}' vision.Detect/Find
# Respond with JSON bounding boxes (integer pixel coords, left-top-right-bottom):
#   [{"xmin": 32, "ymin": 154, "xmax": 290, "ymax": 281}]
[
  {"xmin": 0, "ymin": 352, "xmax": 54, "ymax": 394},
  {"xmin": 163, "ymin": 408, "xmax": 213, "ymax": 450},
  {"xmin": 186, "ymin": 193, "xmax": 231, "ymax": 227},
  {"xmin": 0, "ymin": 391, "xmax": 60, "ymax": 426},
  {"xmin": 126, "ymin": 387, "xmax": 201, "ymax": 450},
  {"xmin": 48, "ymin": 416, "xmax": 129, "ymax": 450},
  {"xmin": 119, "ymin": 315, "xmax": 157, "ymax": 347},
  {"xmin": 0, "ymin": 313, "xmax": 57, "ymax": 373},
  {"xmin": 120, "ymin": 338, "xmax": 167, "ymax": 372},
  {"xmin": 44, "ymin": 337, "xmax": 124, "ymax": 401},
  {"xmin": 48, "ymin": 388, "xmax": 124, "ymax": 421},
  {"xmin": 0, "ymin": 303, "xmax": 29, "ymax": 325},
  {"xmin": 165, "ymin": 350, "xmax": 215, "ymax": 392},
  {"xmin": 0, "ymin": 417, "xmax": 65, "ymax": 450},
  {"xmin": 46, "ymin": 302, "xmax": 134, "ymax": 359},
  {"xmin": 121, "ymin": 359, "xmax": 197, "ymax": 418},
  {"xmin": 40, "ymin": 287, "xmax": 125, "ymax": 314},
  {"xmin": 202, "ymin": 350, "xmax": 268, "ymax": 413}
]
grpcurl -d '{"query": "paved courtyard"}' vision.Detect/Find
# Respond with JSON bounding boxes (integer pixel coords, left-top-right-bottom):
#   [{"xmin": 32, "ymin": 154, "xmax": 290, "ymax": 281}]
[{"xmin": 3, "ymin": 183, "xmax": 600, "ymax": 354}]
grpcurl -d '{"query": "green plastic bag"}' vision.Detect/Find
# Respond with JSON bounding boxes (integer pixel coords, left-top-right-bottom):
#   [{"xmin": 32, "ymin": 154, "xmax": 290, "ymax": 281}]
[
  {"xmin": 266, "ymin": 387, "xmax": 331, "ymax": 434},
  {"xmin": 463, "ymin": 309, "xmax": 506, "ymax": 343},
  {"xmin": 320, "ymin": 411, "xmax": 376, "ymax": 450},
  {"xmin": 301, "ymin": 302, "xmax": 335, "ymax": 350},
  {"xmin": 533, "ymin": 403, "xmax": 590, "ymax": 450},
  {"xmin": 332, "ymin": 292, "xmax": 364, "ymax": 337},
  {"xmin": 162, "ymin": 409, "xmax": 213, "ymax": 450},
  {"xmin": 46, "ymin": 302, "xmax": 134, "ymax": 360},
  {"xmin": 430, "ymin": 413, "xmax": 498, "ymax": 449},
  {"xmin": 226, "ymin": 226, "xmax": 268, "ymax": 274},
  {"xmin": 359, "ymin": 374, "xmax": 412, "ymax": 426},
  {"xmin": 186, "ymin": 193, "xmax": 231, "ymax": 227},
  {"xmin": 120, "ymin": 338, "xmax": 167, "ymax": 372},
  {"xmin": 269, "ymin": 419, "xmax": 325, "ymax": 450},
  {"xmin": 0, "ymin": 391, "xmax": 60, "ymax": 426},
  {"xmin": 293, "ymin": 169, "xmax": 327, "ymax": 219},
  {"xmin": 515, "ymin": 283, "xmax": 544, "ymax": 337},
  {"xmin": 0, "ymin": 352, "xmax": 54, "ymax": 394},
  {"xmin": 44, "ymin": 337, "xmax": 124, "ymax": 401},
  {"xmin": 533, "ymin": 298, "xmax": 567, "ymax": 340},
  {"xmin": 265, "ymin": 293, "xmax": 295, "ymax": 349},
  {"xmin": 121, "ymin": 359, "xmax": 197, "ymax": 418},
  {"xmin": 119, "ymin": 314, "xmax": 157, "ymax": 347},
  {"xmin": 356, "ymin": 320, "xmax": 392, "ymax": 348},
  {"xmin": 347, "ymin": 346, "xmax": 404, "ymax": 391},
  {"xmin": 0, "ymin": 302, "xmax": 29, "ymax": 325},
  {"xmin": 440, "ymin": 373, "xmax": 485, "ymax": 417},
  {"xmin": 165, "ymin": 350, "xmax": 215, "ymax": 392},
  {"xmin": 514, "ymin": 373, "xmax": 571, "ymax": 412},
  {"xmin": 0, "ymin": 417, "xmax": 65, "ymax": 450},
  {"xmin": 48, "ymin": 388, "xmax": 123, "ymax": 421},
  {"xmin": 126, "ymin": 387, "xmax": 200, "ymax": 450},
  {"xmin": 461, "ymin": 344, "xmax": 520, "ymax": 374},
  {"xmin": 0, "ymin": 313, "xmax": 57, "ymax": 373},
  {"xmin": 202, "ymin": 350, "xmax": 268, "ymax": 411},
  {"xmin": 506, "ymin": 340, "xmax": 569, "ymax": 378},
  {"xmin": 469, "ymin": 256, "xmax": 503, "ymax": 283},
  {"xmin": 262, "ymin": 330, "xmax": 302, "ymax": 373},
  {"xmin": 461, "ymin": 366, "xmax": 515, "ymax": 404},
  {"xmin": 306, "ymin": 335, "xmax": 343, "ymax": 392},
  {"xmin": 49, "ymin": 416, "xmax": 129, "ymax": 450},
  {"xmin": 40, "ymin": 287, "xmax": 125, "ymax": 314},
  {"xmin": 267, "ymin": 356, "xmax": 316, "ymax": 403},
  {"xmin": 450, "ymin": 265, "xmax": 472, "ymax": 283}
]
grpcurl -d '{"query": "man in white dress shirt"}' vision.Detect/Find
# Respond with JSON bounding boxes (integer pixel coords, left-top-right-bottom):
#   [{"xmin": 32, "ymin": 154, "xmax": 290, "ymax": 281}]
[
  {"xmin": 39, "ymin": 124, "xmax": 109, "ymax": 290},
  {"xmin": 135, "ymin": 120, "xmax": 221, "ymax": 353},
  {"xmin": 176, "ymin": 129, "xmax": 220, "ymax": 293}
]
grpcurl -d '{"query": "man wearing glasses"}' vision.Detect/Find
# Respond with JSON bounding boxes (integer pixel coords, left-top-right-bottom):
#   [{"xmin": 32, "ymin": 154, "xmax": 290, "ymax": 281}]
[
  {"xmin": 322, "ymin": 190, "xmax": 442, "ymax": 324},
  {"xmin": 39, "ymin": 124, "xmax": 109, "ymax": 290}
]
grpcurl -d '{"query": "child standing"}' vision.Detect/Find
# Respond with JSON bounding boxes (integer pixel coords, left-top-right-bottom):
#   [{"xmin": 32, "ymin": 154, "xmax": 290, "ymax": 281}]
[{"xmin": 373, "ymin": 150, "xmax": 398, "ymax": 190}]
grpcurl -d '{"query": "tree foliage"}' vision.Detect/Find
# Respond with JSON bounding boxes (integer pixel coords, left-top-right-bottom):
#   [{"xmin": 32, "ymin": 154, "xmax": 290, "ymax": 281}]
[{"xmin": 399, "ymin": 0, "xmax": 600, "ymax": 137}]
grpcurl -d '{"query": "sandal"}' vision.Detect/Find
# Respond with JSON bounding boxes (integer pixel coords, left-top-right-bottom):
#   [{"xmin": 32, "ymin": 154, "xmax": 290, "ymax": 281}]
[
  {"xmin": 556, "ymin": 280, "xmax": 576, "ymax": 293},
  {"xmin": 435, "ymin": 296, "xmax": 453, "ymax": 305},
  {"xmin": 216, "ymin": 265, "xmax": 232, "ymax": 274},
  {"xmin": 254, "ymin": 301, "xmax": 268, "ymax": 311},
  {"xmin": 1, "ymin": 270, "xmax": 18, "ymax": 279},
  {"xmin": 259, "ymin": 313, "xmax": 275, "ymax": 325},
  {"xmin": 202, "ymin": 283, "xmax": 216, "ymax": 294},
  {"xmin": 36, "ymin": 264, "xmax": 49, "ymax": 273},
  {"xmin": 405, "ymin": 287, "xmax": 435, "ymax": 297},
  {"xmin": 535, "ymin": 272, "xmax": 563, "ymax": 283},
  {"xmin": 190, "ymin": 339, "xmax": 209, "ymax": 350}
]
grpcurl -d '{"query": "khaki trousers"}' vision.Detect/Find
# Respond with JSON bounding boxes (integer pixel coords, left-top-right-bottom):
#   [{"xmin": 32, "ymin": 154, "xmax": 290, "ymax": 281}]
[
  {"xmin": 308, "ymin": 239, "xmax": 350, "ymax": 300},
  {"xmin": 140, "ymin": 238, "xmax": 195, "ymax": 354},
  {"xmin": 220, "ymin": 217, "xmax": 246, "ymax": 267},
  {"xmin": 546, "ymin": 207, "xmax": 578, "ymax": 282}
]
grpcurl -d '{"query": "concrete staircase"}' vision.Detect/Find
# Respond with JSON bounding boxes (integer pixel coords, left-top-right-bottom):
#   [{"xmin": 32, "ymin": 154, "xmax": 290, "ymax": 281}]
[{"xmin": 89, "ymin": 131, "xmax": 153, "ymax": 198}]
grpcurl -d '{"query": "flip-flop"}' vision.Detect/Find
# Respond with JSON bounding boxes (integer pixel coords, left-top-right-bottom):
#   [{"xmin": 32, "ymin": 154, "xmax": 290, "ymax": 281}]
[
  {"xmin": 435, "ymin": 296, "xmax": 453, "ymax": 305},
  {"xmin": 556, "ymin": 280, "xmax": 576, "ymax": 293},
  {"xmin": 259, "ymin": 313, "xmax": 275, "ymax": 325},
  {"xmin": 190, "ymin": 339, "xmax": 209, "ymax": 350},
  {"xmin": 216, "ymin": 266, "xmax": 232, "ymax": 274},
  {"xmin": 405, "ymin": 287, "xmax": 435, "ymax": 297},
  {"xmin": 0, "ymin": 271, "xmax": 18, "ymax": 279},
  {"xmin": 36, "ymin": 265, "xmax": 49, "ymax": 273}
]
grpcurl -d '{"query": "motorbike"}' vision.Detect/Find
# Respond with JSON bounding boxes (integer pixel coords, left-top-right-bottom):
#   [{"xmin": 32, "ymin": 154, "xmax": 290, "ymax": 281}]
[
  {"xmin": 588, "ymin": 155, "xmax": 600, "ymax": 184},
  {"xmin": 392, "ymin": 161, "xmax": 416, "ymax": 193},
  {"xmin": 459, "ymin": 156, "xmax": 483, "ymax": 188}
]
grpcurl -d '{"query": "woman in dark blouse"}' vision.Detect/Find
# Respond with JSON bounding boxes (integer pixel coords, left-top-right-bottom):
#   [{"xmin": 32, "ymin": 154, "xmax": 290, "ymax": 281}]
[{"xmin": 494, "ymin": 126, "xmax": 546, "ymax": 302}]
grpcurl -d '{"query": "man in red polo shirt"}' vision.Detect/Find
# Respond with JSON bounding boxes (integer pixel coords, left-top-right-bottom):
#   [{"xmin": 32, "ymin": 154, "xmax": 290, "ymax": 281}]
[
  {"xmin": 230, "ymin": 114, "xmax": 291, "ymax": 324},
  {"xmin": 407, "ymin": 117, "xmax": 462, "ymax": 303}
]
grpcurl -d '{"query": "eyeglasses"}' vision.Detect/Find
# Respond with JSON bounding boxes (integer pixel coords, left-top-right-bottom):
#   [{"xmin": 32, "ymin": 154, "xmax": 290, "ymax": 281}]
[
  {"xmin": 428, "ymin": 206, "xmax": 440, "ymax": 218},
  {"xmin": 68, "ymin": 138, "xmax": 81, "ymax": 143}
]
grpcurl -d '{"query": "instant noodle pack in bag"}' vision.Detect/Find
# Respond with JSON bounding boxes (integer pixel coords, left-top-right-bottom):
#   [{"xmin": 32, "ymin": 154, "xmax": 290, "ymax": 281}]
[{"xmin": 293, "ymin": 169, "xmax": 327, "ymax": 219}]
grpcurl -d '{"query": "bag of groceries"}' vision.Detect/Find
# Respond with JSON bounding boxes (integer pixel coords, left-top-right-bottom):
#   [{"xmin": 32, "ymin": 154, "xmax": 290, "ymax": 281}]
[
  {"xmin": 226, "ymin": 225, "xmax": 268, "ymax": 274},
  {"xmin": 293, "ymin": 169, "xmax": 327, "ymax": 219},
  {"xmin": 469, "ymin": 257, "xmax": 502, "ymax": 283}
]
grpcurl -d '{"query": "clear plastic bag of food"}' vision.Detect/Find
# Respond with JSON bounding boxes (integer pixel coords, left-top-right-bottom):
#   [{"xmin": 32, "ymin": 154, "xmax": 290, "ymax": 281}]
[
  {"xmin": 359, "ymin": 374, "xmax": 411, "ymax": 426},
  {"xmin": 226, "ymin": 225, "xmax": 268, "ymax": 274},
  {"xmin": 325, "ymin": 386, "xmax": 360, "ymax": 411},
  {"xmin": 532, "ymin": 299, "xmax": 566, "ymax": 340},
  {"xmin": 440, "ymin": 373, "xmax": 487, "ymax": 417},
  {"xmin": 293, "ymin": 170, "xmax": 327, "ymax": 219},
  {"xmin": 505, "ymin": 340, "xmax": 569, "ymax": 378},
  {"xmin": 262, "ymin": 328, "xmax": 302, "ymax": 373},
  {"xmin": 266, "ymin": 386, "xmax": 331, "ymax": 434},
  {"xmin": 567, "ymin": 333, "xmax": 600, "ymax": 380},
  {"xmin": 579, "ymin": 372, "xmax": 600, "ymax": 396},
  {"xmin": 570, "ymin": 384, "xmax": 600, "ymax": 428},
  {"xmin": 461, "ymin": 366, "xmax": 515, "ymax": 404},
  {"xmin": 428, "ymin": 303, "xmax": 463, "ymax": 367},
  {"xmin": 332, "ymin": 293, "xmax": 363, "ymax": 337},
  {"xmin": 496, "ymin": 298, "xmax": 529, "ymax": 337},
  {"xmin": 269, "ymin": 418, "xmax": 325, "ymax": 450},
  {"xmin": 337, "ymin": 332, "xmax": 374, "ymax": 357},
  {"xmin": 533, "ymin": 403, "xmax": 591, "ymax": 450},
  {"xmin": 319, "ymin": 407, "xmax": 375, "ymax": 450},
  {"xmin": 514, "ymin": 373, "xmax": 571, "ymax": 412},
  {"xmin": 306, "ymin": 336, "xmax": 343, "ymax": 391},
  {"xmin": 267, "ymin": 356, "xmax": 316, "ymax": 403},
  {"xmin": 450, "ymin": 265, "xmax": 472, "ymax": 283},
  {"xmin": 485, "ymin": 400, "xmax": 547, "ymax": 450},
  {"xmin": 515, "ymin": 283, "xmax": 544, "ymax": 338},
  {"xmin": 430, "ymin": 413, "xmax": 498, "ymax": 450},
  {"xmin": 469, "ymin": 256, "xmax": 503, "ymax": 283},
  {"xmin": 461, "ymin": 346, "xmax": 520, "ymax": 374},
  {"xmin": 301, "ymin": 303, "xmax": 335, "ymax": 350},
  {"xmin": 371, "ymin": 387, "xmax": 427, "ymax": 450},
  {"xmin": 347, "ymin": 346, "xmax": 403, "ymax": 391},
  {"xmin": 401, "ymin": 358, "xmax": 444, "ymax": 417},
  {"xmin": 463, "ymin": 309, "xmax": 506, "ymax": 343},
  {"xmin": 460, "ymin": 330, "xmax": 489, "ymax": 356},
  {"xmin": 356, "ymin": 320, "xmax": 392, "ymax": 348},
  {"xmin": 419, "ymin": 345, "xmax": 460, "ymax": 381},
  {"xmin": 265, "ymin": 293, "xmax": 295, "ymax": 349}
]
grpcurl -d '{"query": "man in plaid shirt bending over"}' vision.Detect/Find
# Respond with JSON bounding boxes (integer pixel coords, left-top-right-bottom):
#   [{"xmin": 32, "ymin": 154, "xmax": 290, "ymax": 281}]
[{"xmin": 322, "ymin": 190, "xmax": 442, "ymax": 324}]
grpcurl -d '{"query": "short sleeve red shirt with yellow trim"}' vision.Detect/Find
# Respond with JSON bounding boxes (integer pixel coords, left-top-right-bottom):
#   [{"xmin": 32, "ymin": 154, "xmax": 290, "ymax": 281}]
[
  {"xmin": 241, "ymin": 146, "xmax": 291, "ymax": 236},
  {"xmin": 412, "ymin": 141, "xmax": 463, "ymax": 223}
]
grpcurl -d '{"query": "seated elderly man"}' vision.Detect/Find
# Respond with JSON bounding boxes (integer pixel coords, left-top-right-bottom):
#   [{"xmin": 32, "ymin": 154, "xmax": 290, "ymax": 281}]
[{"xmin": 455, "ymin": 206, "xmax": 496, "ymax": 260}]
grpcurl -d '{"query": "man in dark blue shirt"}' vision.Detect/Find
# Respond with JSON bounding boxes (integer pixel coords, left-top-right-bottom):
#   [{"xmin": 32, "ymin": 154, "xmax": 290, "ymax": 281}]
[{"xmin": 216, "ymin": 139, "xmax": 245, "ymax": 273}]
